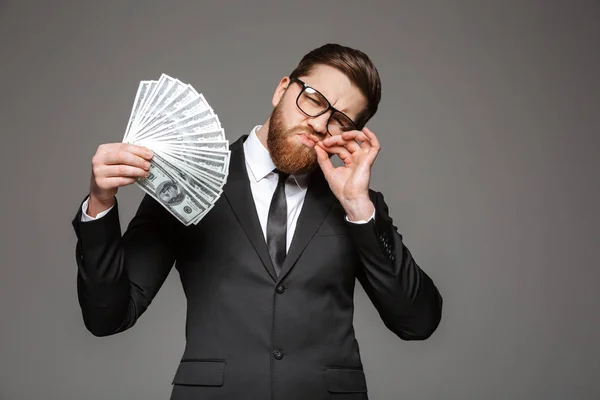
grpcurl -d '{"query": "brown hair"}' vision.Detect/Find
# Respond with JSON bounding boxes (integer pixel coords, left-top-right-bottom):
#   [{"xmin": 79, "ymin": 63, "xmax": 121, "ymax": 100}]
[{"xmin": 289, "ymin": 43, "xmax": 381, "ymax": 129}]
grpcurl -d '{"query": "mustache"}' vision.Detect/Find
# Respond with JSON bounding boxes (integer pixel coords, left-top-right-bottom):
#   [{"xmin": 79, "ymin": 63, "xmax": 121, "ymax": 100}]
[{"xmin": 287, "ymin": 126, "xmax": 324, "ymax": 142}]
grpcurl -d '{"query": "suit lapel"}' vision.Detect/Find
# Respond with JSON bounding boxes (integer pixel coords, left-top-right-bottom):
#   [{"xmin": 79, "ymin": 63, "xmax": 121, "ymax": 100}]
[
  {"xmin": 278, "ymin": 168, "xmax": 336, "ymax": 281},
  {"xmin": 224, "ymin": 135, "xmax": 278, "ymax": 281}
]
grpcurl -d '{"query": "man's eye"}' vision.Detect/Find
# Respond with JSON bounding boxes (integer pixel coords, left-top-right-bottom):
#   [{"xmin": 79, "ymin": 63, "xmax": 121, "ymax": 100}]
[
  {"xmin": 333, "ymin": 117, "xmax": 350, "ymax": 128},
  {"xmin": 307, "ymin": 96, "xmax": 321, "ymax": 105}
]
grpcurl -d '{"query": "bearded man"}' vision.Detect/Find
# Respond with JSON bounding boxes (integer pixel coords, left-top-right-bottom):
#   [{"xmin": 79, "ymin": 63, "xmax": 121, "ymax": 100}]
[{"xmin": 72, "ymin": 43, "xmax": 443, "ymax": 400}]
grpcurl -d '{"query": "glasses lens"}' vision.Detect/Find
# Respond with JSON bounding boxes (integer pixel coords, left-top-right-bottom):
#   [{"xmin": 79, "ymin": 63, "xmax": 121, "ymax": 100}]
[
  {"xmin": 297, "ymin": 87, "xmax": 329, "ymax": 116},
  {"xmin": 328, "ymin": 111, "xmax": 356, "ymax": 136}
]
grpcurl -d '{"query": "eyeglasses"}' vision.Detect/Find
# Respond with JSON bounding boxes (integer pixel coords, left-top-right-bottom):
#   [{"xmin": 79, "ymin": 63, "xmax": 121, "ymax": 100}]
[{"xmin": 290, "ymin": 77, "xmax": 357, "ymax": 136}]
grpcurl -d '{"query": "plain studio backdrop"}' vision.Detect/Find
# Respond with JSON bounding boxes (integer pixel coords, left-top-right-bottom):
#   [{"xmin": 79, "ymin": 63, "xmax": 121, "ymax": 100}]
[{"xmin": 1, "ymin": 1, "xmax": 599, "ymax": 399}]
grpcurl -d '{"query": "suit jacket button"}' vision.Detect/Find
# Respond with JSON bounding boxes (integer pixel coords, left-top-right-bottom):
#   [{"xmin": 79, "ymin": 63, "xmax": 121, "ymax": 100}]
[
  {"xmin": 276, "ymin": 285, "xmax": 285, "ymax": 294},
  {"xmin": 273, "ymin": 349, "xmax": 284, "ymax": 360}
]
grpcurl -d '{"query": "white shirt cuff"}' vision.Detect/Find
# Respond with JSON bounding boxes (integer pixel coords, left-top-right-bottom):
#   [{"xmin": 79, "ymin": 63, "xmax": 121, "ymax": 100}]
[
  {"xmin": 81, "ymin": 197, "xmax": 114, "ymax": 222},
  {"xmin": 345, "ymin": 208, "xmax": 376, "ymax": 224}
]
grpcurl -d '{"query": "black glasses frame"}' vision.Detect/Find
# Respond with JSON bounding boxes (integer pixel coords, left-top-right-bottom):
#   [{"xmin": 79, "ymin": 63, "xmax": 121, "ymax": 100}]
[{"xmin": 290, "ymin": 77, "xmax": 358, "ymax": 136}]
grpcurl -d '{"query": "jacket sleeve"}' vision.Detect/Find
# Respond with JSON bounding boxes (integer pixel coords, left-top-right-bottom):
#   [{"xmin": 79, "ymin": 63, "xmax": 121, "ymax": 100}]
[
  {"xmin": 346, "ymin": 190, "xmax": 443, "ymax": 340},
  {"xmin": 71, "ymin": 194, "xmax": 179, "ymax": 337}
]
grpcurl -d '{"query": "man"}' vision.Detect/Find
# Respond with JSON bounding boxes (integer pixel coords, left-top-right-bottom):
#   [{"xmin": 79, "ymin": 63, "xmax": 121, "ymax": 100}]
[
  {"xmin": 156, "ymin": 180, "xmax": 185, "ymax": 205},
  {"xmin": 72, "ymin": 43, "xmax": 443, "ymax": 400}
]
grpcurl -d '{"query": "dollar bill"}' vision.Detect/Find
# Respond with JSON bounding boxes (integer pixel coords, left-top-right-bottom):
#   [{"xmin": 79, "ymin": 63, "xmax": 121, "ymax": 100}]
[
  {"xmin": 135, "ymin": 83, "xmax": 200, "ymax": 137},
  {"xmin": 145, "ymin": 139, "xmax": 230, "ymax": 152},
  {"xmin": 134, "ymin": 74, "xmax": 176, "ymax": 132},
  {"xmin": 123, "ymin": 74, "xmax": 230, "ymax": 225},
  {"xmin": 150, "ymin": 145, "xmax": 230, "ymax": 164},
  {"xmin": 136, "ymin": 154, "xmax": 209, "ymax": 226},
  {"xmin": 135, "ymin": 77, "xmax": 186, "ymax": 134},
  {"xmin": 150, "ymin": 128, "xmax": 226, "ymax": 142},
  {"xmin": 129, "ymin": 78, "xmax": 161, "ymax": 139},
  {"xmin": 150, "ymin": 154, "xmax": 223, "ymax": 228},
  {"xmin": 136, "ymin": 93, "xmax": 213, "ymax": 140},
  {"xmin": 123, "ymin": 80, "xmax": 153, "ymax": 142}
]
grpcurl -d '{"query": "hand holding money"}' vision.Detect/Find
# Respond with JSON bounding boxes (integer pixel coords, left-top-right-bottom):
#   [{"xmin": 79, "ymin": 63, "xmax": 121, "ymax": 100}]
[
  {"xmin": 88, "ymin": 143, "xmax": 154, "ymax": 217},
  {"xmin": 118, "ymin": 74, "xmax": 230, "ymax": 225}
]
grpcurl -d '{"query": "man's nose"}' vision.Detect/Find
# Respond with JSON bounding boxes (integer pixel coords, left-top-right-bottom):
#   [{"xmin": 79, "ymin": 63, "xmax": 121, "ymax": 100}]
[{"xmin": 307, "ymin": 112, "xmax": 330, "ymax": 136}]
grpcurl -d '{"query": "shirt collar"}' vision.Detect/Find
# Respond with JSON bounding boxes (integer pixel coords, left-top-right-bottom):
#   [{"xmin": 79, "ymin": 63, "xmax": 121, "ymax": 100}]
[
  {"xmin": 243, "ymin": 125, "xmax": 310, "ymax": 189},
  {"xmin": 244, "ymin": 125, "xmax": 277, "ymax": 182}
]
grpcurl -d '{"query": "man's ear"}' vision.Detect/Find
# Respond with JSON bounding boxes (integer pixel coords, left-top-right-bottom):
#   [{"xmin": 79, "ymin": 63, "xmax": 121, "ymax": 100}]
[{"xmin": 272, "ymin": 76, "xmax": 291, "ymax": 107}]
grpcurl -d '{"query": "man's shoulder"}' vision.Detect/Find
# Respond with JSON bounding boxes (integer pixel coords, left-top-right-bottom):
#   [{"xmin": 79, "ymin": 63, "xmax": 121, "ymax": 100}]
[{"xmin": 229, "ymin": 135, "xmax": 248, "ymax": 151}]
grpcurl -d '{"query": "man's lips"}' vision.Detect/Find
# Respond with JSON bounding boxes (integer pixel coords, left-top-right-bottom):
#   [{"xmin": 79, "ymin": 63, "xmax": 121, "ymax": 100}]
[{"xmin": 295, "ymin": 132, "xmax": 321, "ymax": 148}]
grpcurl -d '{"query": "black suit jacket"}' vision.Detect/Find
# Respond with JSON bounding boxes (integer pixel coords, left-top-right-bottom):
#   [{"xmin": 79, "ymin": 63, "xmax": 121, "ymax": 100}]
[{"xmin": 72, "ymin": 135, "xmax": 443, "ymax": 400}]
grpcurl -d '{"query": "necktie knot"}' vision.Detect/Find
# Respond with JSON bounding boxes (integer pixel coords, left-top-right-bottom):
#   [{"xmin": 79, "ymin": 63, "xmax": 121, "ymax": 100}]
[{"xmin": 274, "ymin": 169, "xmax": 289, "ymax": 184}]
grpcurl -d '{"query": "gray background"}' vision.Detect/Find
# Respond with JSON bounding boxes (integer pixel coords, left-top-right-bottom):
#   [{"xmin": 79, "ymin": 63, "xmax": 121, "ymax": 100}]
[{"xmin": 1, "ymin": 0, "xmax": 599, "ymax": 399}]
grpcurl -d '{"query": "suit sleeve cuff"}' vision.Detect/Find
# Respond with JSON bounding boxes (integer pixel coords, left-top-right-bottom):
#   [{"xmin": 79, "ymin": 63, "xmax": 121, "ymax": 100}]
[
  {"xmin": 344, "ymin": 208, "xmax": 376, "ymax": 224},
  {"xmin": 81, "ymin": 197, "xmax": 114, "ymax": 222}
]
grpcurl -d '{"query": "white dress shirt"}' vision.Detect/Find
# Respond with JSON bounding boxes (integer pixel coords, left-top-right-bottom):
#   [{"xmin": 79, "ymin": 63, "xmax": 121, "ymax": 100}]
[
  {"xmin": 243, "ymin": 126, "xmax": 309, "ymax": 251},
  {"xmin": 81, "ymin": 125, "xmax": 374, "ymax": 249}
]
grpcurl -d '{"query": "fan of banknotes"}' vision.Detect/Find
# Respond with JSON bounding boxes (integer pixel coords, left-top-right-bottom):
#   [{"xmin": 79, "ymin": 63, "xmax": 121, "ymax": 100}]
[{"xmin": 122, "ymin": 73, "xmax": 230, "ymax": 226}]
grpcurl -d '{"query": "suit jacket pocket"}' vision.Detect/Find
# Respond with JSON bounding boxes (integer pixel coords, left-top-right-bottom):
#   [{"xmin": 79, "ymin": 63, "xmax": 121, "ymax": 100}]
[
  {"xmin": 172, "ymin": 360, "xmax": 226, "ymax": 386},
  {"xmin": 325, "ymin": 368, "xmax": 367, "ymax": 393}
]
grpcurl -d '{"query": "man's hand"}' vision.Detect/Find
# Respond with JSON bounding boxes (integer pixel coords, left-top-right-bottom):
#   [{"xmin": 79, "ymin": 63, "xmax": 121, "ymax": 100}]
[
  {"xmin": 314, "ymin": 127, "xmax": 380, "ymax": 221},
  {"xmin": 88, "ymin": 143, "xmax": 154, "ymax": 217}
]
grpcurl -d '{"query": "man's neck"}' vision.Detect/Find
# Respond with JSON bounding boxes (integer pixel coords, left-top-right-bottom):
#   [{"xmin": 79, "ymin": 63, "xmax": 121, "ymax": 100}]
[{"xmin": 256, "ymin": 120, "xmax": 270, "ymax": 150}]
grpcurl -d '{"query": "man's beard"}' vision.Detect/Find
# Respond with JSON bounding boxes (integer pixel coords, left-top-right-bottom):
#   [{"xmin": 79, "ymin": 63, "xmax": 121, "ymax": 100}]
[{"xmin": 267, "ymin": 103, "xmax": 319, "ymax": 175}]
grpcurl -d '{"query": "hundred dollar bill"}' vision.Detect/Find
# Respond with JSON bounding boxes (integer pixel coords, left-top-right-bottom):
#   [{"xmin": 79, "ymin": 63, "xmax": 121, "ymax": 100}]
[
  {"xmin": 142, "ymin": 106, "xmax": 214, "ymax": 136},
  {"xmin": 122, "ymin": 74, "xmax": 230, "ymax": 226},
  {"xmin": 128, "ymin": 79, "xmax": 160, "ymax": 138},
  {"xmin": 123, "ymin": 80, "xmax": 153, "ymax": 142},
  {"xmin": 134, "ymin": 74, "xmax": 176, "ymax": 132},
  {"xmin": 164, "ymin": 156, "xmax": 224, "ymax": 189},
  {"xmin": 142, "ymin": 139, "xmax": 230, "ymax": 152},
  {"xmin": 191, "ymin": 203, "xmax": 215, "ymax": 225},
  {"xmin": 135, "ymin": 76, "xmax": 185, "ymax": 135},
  {"xmin": 134, "ymin": 83, "xmax": 200, "ymax": 138},
  {"xmin": 150, "ymin": 126, "xmax": 225, "ymax": 143},
  {"xmin": 137, "ymin": 110, "xmax": 218, "ymax": 142},
  {"xmin": 152, "ymin": 153, "xmax": 221, "ymax": 220},
  {"xmin": 166, "ymin": 155, "xmax": 225, "ymax": 196},
  {"xmin": 171, "ymin": 164, "xmax": 222, "ymax": 202},
  {"xmin": 131, "ymin": 74, "xmax": 169, "ymax": 133},
  {"xmin": 152, "ymin": 128, "xmax": 225, "ymax": 143},
  {"xmin": 136, "ymin": 93, "xmax": 213, "ymax": 140},
  {"xmin": 151, "ymin": 152, "xmax": 218, "ymax": 204},
  {"xmin": 150, "ymin": 144, "xmax": 230, "ymax": 164},
  {"xmin": 159, "ymin": 148, "xmax": 228, "ymax": 174},
  {"xmin": 150, "ymin": 139, "xmax": 231, "ymax": 157},
  {"xmin": 136, "ymin": 155, "xmax": 208, "ymax": 226}
]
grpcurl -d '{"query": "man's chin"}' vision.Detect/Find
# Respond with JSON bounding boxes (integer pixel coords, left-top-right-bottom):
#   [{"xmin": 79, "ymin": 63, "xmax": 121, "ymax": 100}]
[{"xmin": 274, "ymin": 140, "xmax": 318, "ymax": 174}]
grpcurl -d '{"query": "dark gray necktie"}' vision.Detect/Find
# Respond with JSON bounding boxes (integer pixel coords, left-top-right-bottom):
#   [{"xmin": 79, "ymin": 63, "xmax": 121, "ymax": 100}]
[{"xmin": 267, "ymin": 169, "xmax": 289, "ymax": 277}]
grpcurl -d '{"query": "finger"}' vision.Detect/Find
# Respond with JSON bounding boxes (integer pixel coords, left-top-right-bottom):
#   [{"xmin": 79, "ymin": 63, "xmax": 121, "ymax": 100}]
[
  {"xmin": 102, "ymin": 149, "xmax": 152, "ymax": 170},
  {"xmin": 100, "ymin": 176, "xmax": 138, "ymax": 188},
  {"xmin": 360, "ymin": 128, "xmax": 380, "ymax": 164},
  {"xmin": 120, "ymin": 143, "xmax": 154, "ymax": 160},
  {"xmin": 318, "ymin": 143, "xmax": 352, "ymax": 160},
  {"xmin": 340, "ymin": 131, "xmax": 372, "ymax": 152},
  {"xmin": 99, "ymin": 164, "xmax": 150, "ymax": 178},
  {"xmin": 341, "ymin": 130, "xmax": 369, "ymax": 143},
  {"xmin": 99, "ymin": 142, "xmax": 153, "ymax": 159},
  {"xmin": 322, "ymin": 134, "xmax": 361, "ymax": 153},
  {"xmin": 315, "ymin": 143, "xmax": 335, "ymax": 176},
  {"xmin": 361, "ymin": 127, "xmax": 381, "ymax": 150}
]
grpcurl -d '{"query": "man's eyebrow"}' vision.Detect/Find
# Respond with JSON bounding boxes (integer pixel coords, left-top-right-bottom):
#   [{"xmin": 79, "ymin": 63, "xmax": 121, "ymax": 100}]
[
  {"xmin": 329, "ymin": 97, "xmax": 351, "ymax": 114},
  {"xmin": 307, "ymin": 81, "xmax": 354, "ymax": 115}
]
